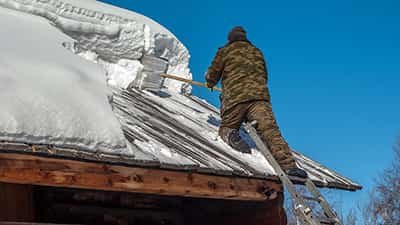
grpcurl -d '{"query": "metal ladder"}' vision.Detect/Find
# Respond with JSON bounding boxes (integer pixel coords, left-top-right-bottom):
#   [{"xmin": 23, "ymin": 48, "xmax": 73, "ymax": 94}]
[{"xmin": 243, "ymin": 122, "xmax": 342, "ymax": 225}]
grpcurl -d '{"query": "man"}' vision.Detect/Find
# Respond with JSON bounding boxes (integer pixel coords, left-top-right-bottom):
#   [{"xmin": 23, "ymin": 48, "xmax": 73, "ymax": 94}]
[{"xmin": 205, "ymin": 26, "xmax": 307, "ymax": 178}]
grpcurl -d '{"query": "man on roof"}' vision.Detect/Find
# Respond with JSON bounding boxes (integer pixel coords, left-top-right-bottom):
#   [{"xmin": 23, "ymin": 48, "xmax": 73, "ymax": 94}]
[{"xmin": 205, "ymin": 26, "xmax": 307, "ymax": 178}]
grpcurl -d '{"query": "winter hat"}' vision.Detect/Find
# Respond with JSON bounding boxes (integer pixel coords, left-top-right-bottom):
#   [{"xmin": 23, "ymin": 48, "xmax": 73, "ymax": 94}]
[{"xmin": 228, "ymin": 26, "xmax": 247, "ymax": 43}]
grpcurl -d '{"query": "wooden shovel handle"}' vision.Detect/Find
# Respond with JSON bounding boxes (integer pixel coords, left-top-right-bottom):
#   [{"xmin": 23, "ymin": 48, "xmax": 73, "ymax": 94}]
[{"xmin": 161, "ymin": 74, "xmax": 222, "ymax": 92}]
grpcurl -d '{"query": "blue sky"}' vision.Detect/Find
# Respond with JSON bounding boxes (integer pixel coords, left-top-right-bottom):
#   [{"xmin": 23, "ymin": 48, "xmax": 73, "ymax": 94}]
[{"xmin": 102, "ymin": 0, "xmax": 399, "ymax": 216}]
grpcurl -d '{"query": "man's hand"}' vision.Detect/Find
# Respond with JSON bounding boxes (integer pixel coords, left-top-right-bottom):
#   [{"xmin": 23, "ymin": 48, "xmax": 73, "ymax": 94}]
[{"xmin": 205, "ymin": 82, "xmax": 214, "ymax": 92}]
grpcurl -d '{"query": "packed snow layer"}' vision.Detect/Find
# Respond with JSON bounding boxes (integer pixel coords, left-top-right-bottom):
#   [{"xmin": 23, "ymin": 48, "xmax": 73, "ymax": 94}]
[
  {"xmin": 0, "ymin": 6, "xmax": 127, "ymax": 152},
  {"xmin": 0, "ymin": 0, "xmax": 192, "ymax": 93},
  {"xmin": 0, "ymin": 0, "xmax": 192, "ymax": 151}
]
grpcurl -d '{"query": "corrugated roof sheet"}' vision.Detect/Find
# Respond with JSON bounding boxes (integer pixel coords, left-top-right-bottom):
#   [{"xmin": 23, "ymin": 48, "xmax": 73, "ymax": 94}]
[
  {"xmin": 0, "ymin": 87, "xmax": 362, "ymax": 191},
  {"xmin": 110, "ymin": 88, "xmax": 361, "ymax": 191}
]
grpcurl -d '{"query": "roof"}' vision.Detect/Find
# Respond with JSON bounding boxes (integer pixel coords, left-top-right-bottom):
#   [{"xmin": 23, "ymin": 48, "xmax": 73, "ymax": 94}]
[
  {"xmin": 0, "ymin": 87, "xmax": 361, "ymax": 191},
  {"xmin": 110, "ymin": 88, "xmax": 362, "ymax": 191}
]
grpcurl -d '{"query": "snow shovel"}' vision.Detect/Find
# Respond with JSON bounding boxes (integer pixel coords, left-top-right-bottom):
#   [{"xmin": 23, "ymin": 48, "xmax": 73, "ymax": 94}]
[
  {"xmin": 131, "ymin": 55, "xmax": 221, "ymax": 92},
  {"xmin": 160, "ymin": 73, "xmax": 222, "ymax": 92}
]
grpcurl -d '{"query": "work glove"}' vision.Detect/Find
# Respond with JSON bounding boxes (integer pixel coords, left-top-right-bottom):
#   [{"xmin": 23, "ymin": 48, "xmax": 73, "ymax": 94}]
[{"xmin": 205, "ymin": 82, "xmax": 214, "ymax": 92}]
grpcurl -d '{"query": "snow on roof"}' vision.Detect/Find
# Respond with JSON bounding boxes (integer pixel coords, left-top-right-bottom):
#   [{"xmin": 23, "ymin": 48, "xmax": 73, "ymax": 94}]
[
  {"xmin": 0, "ymin": 0, "xmax": 361, "ymax": 191},
  {"xmin": 0, "ymin": 4, "xmax": 127, "ymax": 153},
  {"xmin": 111, "ymin": 88, "xmax": 361, "ymax": 190}
]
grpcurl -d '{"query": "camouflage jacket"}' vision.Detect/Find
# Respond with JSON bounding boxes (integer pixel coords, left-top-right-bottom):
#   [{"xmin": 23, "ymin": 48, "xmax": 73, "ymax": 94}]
[{"xmin": 206, "ymin": 41, "xmax": 270, "ymax": 114}]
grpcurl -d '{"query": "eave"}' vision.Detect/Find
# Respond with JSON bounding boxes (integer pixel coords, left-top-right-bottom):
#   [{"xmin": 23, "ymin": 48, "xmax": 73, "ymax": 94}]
[{"xmin": 0, "ymin": 152, "xmax": 283, "ymax": 201}]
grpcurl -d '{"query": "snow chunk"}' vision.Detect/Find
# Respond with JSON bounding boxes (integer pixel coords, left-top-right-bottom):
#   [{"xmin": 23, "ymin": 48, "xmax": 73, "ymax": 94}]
[{"xmin": 100, "ymin": 59, "xmax": 144, "ymax": 89}]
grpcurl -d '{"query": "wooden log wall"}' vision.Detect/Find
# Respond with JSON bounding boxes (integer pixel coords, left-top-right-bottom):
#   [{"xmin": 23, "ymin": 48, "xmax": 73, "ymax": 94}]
[
  {"xmin": 33, "ymin": 186, "xmax": 286, "ymax": 225},
  {"xmin": 34, "ymin": 187, "xmax": 184, "ymax": 225},
  {"xmin": 0, "ymin": 183, "xmax": 34, "ymax": 222},
  {"xmin": 0, "ymin": 153, "xmax": 286, "ymax": 225}
]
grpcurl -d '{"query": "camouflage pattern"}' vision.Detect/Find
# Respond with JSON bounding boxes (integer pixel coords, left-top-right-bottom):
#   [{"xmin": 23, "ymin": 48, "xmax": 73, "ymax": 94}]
[
  {"xmin": 206, "ymin": 39, "xmax": 296, "ymax": 169},
  {"xmin": 220, "ymin": 100, "xmax": 297, "ymax": 170},
  {"xmin": 219, "ymin": 126, "xmax": 251, "ymax": 153},
  {"xmin": 206, "ymin": 41, "xmax": 270, "ymax": 114}
]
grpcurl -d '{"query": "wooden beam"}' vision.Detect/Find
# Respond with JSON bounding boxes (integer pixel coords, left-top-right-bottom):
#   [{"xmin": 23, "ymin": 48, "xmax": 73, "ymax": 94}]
[{"xmin": 0, "ymin": 153, "xmax": 282, "ymax": 201}]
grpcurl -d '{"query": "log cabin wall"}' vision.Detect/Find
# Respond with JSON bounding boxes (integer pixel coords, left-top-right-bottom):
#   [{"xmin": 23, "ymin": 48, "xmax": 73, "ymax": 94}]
[
  {"xmin": 34, "ymin": 187, "xmax": 185, "ymax": 225},
  {"xmin": 33, "ymin": 186, "xmax": 286, "ymax": 225},
  {"xmin": 0, "ymin": 184, "xmax": 285, "ymax": 225},
  {"xmin": 0, "ymin": 183, "xmax": 35, "ymax": 222},
  {"xmin": 183, "ymin": 193, "xmax": 287, "ymax": 225}
]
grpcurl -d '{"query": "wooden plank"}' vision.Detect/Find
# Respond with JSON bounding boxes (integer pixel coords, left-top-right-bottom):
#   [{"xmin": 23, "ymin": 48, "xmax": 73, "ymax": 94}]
[
  {"xmin": 0, "ymin": 153, "xmax": 282, "ymax": 201},
  {"xmin": 44, "ymin": 203, "xmax": 184, "ymax": 225},
  {"xmin": 183, "ymin": 192, "xmax": 287, "ymax": 225},
  {"xmin": 0, "ymin": 183, "xmax": 34, "ymax": 222},
  {"xmin": 35, "ymin": 186, "xmax": 183, "ymax": 210}
]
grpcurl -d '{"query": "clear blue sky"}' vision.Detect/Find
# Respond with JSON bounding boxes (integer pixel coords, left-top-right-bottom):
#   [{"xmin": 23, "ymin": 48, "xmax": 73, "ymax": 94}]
[{"xmin": 101, "ymin": 0, "xmax": 399, "ymax": 215}]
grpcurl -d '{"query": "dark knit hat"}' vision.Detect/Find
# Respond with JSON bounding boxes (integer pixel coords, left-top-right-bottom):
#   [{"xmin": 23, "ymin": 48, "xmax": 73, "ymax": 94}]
[{"xmin": 228, "ymin": 26, "xmax": 247, "ymax": 43}]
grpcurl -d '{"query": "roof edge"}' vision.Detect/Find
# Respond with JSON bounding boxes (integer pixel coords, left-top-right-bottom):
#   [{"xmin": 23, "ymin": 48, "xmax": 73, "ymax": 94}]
[
  {"xmin": 0, "ymin": 151, "xmax": 284, "ymax": 201},
  {"xmin": 0, "ymin": 142, "xmax": 362, "ymax": 191}
]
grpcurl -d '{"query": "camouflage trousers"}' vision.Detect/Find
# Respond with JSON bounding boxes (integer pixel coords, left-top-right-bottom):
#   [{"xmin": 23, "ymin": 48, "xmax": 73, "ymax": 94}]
[{"xmin": 219, "ymin": 100, "xmax": 296, "ymax": 170}]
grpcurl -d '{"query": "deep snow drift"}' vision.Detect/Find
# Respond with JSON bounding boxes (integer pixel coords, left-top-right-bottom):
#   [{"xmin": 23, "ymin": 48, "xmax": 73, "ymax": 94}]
[
  {"xmin": 0, "ymin": 5, "xmax": 128, "ymax": 152},
  {"xmin": 0, "ymin": 0, "xmax": 191, "ymax": 92},
  {"xmin": 0, "ymin": 0, "xmax": 191, "ymax": 152}
]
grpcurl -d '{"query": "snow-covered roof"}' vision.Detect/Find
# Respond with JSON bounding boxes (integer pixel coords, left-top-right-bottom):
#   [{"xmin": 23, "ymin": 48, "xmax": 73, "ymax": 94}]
[
  {"xmin": 111, "ymin": 88, "xmax": 361, "ymax": 190},
  {"xmin": 0, "ymin": 0, "xmax": 361, "ymax": 191}
]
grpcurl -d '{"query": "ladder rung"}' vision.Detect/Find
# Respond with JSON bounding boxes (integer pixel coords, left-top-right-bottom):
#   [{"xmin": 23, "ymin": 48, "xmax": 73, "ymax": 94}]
[
  {"xmin": 302, "ymin": 195, "xmax": 321, "ymax": 202},
  {"xmin": 243, "ymin": 123, "xmax": 343, "ymax": 225}
]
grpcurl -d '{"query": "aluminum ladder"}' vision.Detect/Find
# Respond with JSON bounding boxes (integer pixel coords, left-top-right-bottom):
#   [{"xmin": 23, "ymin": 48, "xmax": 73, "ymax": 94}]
[{"xmin": 243, "ymin": 122, "xmax": 342, "ymax": 225}]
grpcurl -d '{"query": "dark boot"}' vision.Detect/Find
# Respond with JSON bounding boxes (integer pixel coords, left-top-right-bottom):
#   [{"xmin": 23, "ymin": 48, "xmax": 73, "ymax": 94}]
[
  {"xmin": 285, "ymin": 167, "xmax": 308, "ymax": 179},
  {"xmin": 220, "ymin": 127, "xmax": 251, "ymax": 154}
]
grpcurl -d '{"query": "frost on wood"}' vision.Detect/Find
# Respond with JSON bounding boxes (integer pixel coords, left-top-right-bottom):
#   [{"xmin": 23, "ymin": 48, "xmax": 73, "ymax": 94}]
[{"xmin": 0, "ymin": 0, "xmax": 192, "ymax": 93}]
